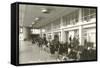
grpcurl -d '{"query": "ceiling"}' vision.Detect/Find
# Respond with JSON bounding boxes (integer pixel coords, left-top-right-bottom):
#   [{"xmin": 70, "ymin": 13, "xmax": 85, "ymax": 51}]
[{"xmin": 19, "ymin": 4, "xmax": 79, "ymax": 28}]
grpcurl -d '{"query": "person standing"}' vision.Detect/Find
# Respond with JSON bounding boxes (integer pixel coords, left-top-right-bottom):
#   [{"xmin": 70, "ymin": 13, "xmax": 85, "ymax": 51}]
[{"xmin": 50, "ymin": 35, "xmax": 60, "ymax": 57}]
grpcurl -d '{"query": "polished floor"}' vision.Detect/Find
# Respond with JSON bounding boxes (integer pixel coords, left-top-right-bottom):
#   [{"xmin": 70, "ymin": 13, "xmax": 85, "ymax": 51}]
[{"xmin": 19, "ymin": 40, "xmax": 58, "ymax": 64}]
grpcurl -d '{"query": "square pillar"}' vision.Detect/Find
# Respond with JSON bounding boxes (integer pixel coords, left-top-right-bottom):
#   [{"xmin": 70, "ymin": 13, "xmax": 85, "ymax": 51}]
[
  {"xmin": 61, "ymin": 29, "xmax": 66, "ymax": 43},
  {"xmin": 60, "ymin": 17, "xmax": 66, "ymax": 43},
  {"xmin": 78, "ymin": 8, "xmax": 82, "ymax": 22},
  {"xmin": 78, "ymin": 8, "xmax": 84, "ymax": 45},
  {"xmin": 79, "ymin": 26, "xmax": 84, "ymax": 45}
]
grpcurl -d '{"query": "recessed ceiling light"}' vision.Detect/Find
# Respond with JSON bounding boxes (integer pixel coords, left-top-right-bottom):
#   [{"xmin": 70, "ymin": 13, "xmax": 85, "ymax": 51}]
[
  {"xmin": 35, "ymin": 17, "xmax": 40, "ymax": 21},
  {"xmin": 41, "ymin": 8, "xmax": 49, "ymax": 13}
]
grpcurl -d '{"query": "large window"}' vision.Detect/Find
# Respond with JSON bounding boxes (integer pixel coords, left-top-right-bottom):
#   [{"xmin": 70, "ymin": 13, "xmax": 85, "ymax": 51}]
[
  {"xmin": 82, "ymin": 8, "xmax": 96, "ymax": 22},
  {"xmin": 63, "ymin": 10, "xmax": 79, "ymax": 26},
  {"xmin": 90, "ymin": 8, "xmax": 96, "ymax": 18},
  {"xmin": 83, "ymin": 28, "xmax": 96, "ymax": 48},
  {"xmin": 63, "ymin": 14, "xmax": 70, "ymax": 26}
]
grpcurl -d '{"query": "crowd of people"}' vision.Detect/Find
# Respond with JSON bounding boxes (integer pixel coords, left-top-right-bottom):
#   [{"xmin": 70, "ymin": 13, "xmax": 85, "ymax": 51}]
[{"xmin": 32, "ymin": 34, "xmax": 96, "ymax": 61}]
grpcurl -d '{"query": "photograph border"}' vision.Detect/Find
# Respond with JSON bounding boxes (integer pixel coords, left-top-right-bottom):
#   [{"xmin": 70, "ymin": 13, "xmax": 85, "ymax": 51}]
[{"xmin": 11, "ymin": 2, "xmax": 98, "ymax": 66}]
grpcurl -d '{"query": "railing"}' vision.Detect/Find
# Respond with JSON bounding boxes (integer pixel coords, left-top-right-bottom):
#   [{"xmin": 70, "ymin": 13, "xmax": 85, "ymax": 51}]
[
  {"xmin": 81, "ymin": 13, "xmax": 96, "ymax": 22},
  {"xmin": 64, "ymin": 13, "xmax": 96, "ymax": 26}
]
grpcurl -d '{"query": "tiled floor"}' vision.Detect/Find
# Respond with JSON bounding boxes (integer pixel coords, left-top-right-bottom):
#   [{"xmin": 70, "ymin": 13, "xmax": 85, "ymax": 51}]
[{"xmin": 19, "ymin": 40, "xmax": 57, "ymax": 64}]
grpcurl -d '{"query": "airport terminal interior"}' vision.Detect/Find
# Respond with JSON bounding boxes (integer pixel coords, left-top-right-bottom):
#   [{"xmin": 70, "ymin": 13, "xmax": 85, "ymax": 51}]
[{"xmin": 19, "ymin": 4, "xmax": 96, "ymax": 64}]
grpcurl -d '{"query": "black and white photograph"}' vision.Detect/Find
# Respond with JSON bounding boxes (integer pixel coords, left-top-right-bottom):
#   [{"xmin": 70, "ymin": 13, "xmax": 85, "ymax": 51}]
[{"xmin": 11, "ymin": 2, "xmax": 97, "ymax": 65}]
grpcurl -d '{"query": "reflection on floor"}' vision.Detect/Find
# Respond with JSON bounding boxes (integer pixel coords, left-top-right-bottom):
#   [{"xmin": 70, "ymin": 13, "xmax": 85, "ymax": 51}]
[{"xmin": 19, "ymin": 40, "xmax": 57, "ymax": 64}]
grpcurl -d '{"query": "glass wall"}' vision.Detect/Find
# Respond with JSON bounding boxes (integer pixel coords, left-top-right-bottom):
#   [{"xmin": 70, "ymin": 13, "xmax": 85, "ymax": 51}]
[
  {"xmin": 82, "ymin": 28, "xmax": 96, "ymax": 48},
  {"xmin": 63, "ymin": 10, "xmax": 79, "ymax": 26},
  {"xmin": 81, "ymin": 8, "xmax": 96, "ymax": 22}
]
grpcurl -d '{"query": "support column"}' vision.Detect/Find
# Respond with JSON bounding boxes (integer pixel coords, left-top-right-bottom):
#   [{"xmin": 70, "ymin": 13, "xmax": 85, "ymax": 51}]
[
  {"xmin": 78, "ymin": 8, "xmax": 82, "ymax": 22},
  {"xmin": 61, "ymin": 30, "xmax": 66, "ymax": 43},
  {"xmin": 78, "ymin": 8, "xmax": 84, "ymax": 45},
  {"xmin": 51, "ymin": 32, "xmax": 54, "ymax": 41},
  {"xmin": 79, "ymin": 26, "xmax": 84, "ymax": 45},
  {"xmin": 60, "ymin": 17, "xmax": 66, "ymax": 43}
]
